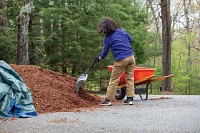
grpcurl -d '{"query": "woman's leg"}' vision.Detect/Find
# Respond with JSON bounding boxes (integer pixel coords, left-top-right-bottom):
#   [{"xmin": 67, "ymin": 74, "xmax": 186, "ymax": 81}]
[
  {"xmin": 125, "ymin": 55, "xmax": 135, "ymax": 97},
  {"xmin": 105, "ymin": 58, "xmax": 128, "ymax": 100}
]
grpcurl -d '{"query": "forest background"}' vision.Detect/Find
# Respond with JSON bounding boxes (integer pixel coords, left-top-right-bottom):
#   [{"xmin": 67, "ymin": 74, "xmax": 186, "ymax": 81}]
[{"xmin": 0, "ymin": 0, "xmax": 199, "ymax": 95}]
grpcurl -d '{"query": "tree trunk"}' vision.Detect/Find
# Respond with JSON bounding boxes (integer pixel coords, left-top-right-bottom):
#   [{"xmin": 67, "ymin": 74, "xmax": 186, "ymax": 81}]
[
  {"xmin": 17, "ymin": 0, "xmax": 34, "ymax": 65},
  {"xmin": 0, "ymin": 0, "xmax": 8, "ymax": 27},
  {"xmin": 183, "ymin": 0, "xmax": 191, "ymax": 94},
  {"xmin": 28, "ymin": 9, "xmax": 36, "ymax": 65},
  {"xmin": 147, "ymin": 0, "xmax": 162, "ymax": 67},
  {"xmin": 161, "ymin": 0, "xmax": 172, "ymax": 91}
]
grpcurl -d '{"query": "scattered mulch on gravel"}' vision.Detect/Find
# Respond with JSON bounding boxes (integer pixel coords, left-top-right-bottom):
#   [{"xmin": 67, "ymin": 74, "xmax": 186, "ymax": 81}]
[
  {"xmin": 10, "ymin": 64, "xmax": 103, "ymax": 114},
  {"xmin": 49, "ymin": 118, "xmax": 78, "ymax": 123},
  {"xmin": 149, "ymin": 97, "xmax": 171, "ymax": 100},
  {"xmin": 0, "ymin": 117, "xmax": 17, "ymax": 121}
]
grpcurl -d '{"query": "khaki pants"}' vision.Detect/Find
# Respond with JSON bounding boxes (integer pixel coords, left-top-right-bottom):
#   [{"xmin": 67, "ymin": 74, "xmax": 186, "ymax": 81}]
[{"xmin": 105, "ymin": 55, "xmax": 135, "ymax": 100}]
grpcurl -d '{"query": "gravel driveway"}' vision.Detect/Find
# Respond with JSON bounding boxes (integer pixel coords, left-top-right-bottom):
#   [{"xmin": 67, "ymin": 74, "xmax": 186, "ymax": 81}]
[{"xmin": 1, "ymin": 95, "xmax": 200, "ymax": 133}]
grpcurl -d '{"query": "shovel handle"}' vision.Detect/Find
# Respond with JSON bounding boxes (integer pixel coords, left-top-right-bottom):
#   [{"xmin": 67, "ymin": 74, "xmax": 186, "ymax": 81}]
[{"xmin": 84, "ymin": 60, "xmax": 97, "ymax": 75}]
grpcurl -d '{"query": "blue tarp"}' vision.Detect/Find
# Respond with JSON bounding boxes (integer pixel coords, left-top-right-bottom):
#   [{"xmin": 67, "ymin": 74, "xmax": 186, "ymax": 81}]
[{"xmin": 0, "ymin": 60, "xmax": 37, "ymax": 118}]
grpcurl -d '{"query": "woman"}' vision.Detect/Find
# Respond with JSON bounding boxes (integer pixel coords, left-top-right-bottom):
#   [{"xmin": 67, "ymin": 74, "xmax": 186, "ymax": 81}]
[{"xmin": 96, "ymin": 17, "xmax": 136, "ymax": 106}]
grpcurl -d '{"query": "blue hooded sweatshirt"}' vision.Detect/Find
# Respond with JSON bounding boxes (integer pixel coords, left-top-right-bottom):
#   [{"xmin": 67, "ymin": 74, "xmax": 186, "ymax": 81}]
[{"xmin": 100, "ymin": 28, "xmax": 134, "ymax": 61}]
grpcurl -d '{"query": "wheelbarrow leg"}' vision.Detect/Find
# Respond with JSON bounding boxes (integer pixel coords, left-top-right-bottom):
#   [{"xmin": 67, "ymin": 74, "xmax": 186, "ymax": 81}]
[{"xmin": 135, "ymin": 83, "xmax": 150, "ymax": 100}]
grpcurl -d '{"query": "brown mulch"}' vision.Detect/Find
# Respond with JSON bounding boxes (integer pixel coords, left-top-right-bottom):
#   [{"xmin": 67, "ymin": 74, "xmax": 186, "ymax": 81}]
[
  {"xmin": 149, "ymin": 97, "xmax": 171, "ymax": 100},
  {"xmin": 10, "ymin": 64, "xmax": 103, "ymax": 114}
]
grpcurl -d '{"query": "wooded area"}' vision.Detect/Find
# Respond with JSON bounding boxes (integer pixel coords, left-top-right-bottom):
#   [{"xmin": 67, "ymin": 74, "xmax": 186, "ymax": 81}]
[{"xmin": 0, "ymin": 0, "xmax": 199, "ymax": 94}]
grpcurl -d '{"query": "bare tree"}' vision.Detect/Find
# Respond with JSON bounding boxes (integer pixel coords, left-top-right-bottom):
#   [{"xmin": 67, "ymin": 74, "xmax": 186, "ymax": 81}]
[
  {"xmin": 183, "ymin": 0, "xmax": 192, "ymax": 94},
  {"xmin": 17, "ymin": 0, "xmax": 34, "ymax": 65},
  {"xmin": 160, "ymin": 0, "xmax": 172, "ymax": 91},
  {"xmin": 147, "ymin": 0, "xmax": 162, "ymax": 67},
  {"xmin": 196, "ymin": 0, "xmax": 200, "ymax": 49}
]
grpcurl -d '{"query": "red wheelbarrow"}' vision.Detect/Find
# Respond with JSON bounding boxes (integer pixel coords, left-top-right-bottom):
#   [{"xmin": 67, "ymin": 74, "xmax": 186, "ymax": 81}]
[{"xmin": 107, "ymin": 65, "xmax": 174, "ymax": 100}]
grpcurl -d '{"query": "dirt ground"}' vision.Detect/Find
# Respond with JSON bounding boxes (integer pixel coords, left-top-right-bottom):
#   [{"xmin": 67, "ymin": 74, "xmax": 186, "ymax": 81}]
[{"xmin": 10, "ymin": 64, "xmax": 103, "ymax": 114}]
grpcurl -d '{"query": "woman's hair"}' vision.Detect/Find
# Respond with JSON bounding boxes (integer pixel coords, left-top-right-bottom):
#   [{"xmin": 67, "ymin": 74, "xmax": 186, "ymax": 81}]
[{"xmin": 97, "ymin": 17, "xmax": 118, "ymax": 36}]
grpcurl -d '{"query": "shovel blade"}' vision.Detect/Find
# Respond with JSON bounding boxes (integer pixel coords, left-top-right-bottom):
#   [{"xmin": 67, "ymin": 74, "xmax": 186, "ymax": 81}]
[{"xmin": 76, "ymin": 74, "xmax": 88, "ymax": 93}]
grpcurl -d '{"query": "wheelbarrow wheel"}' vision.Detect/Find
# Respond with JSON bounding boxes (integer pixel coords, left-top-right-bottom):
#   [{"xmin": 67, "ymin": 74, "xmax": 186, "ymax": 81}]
[{"xmin": 115, "ymin": 87, "xmax": 126, "ymax": 100}]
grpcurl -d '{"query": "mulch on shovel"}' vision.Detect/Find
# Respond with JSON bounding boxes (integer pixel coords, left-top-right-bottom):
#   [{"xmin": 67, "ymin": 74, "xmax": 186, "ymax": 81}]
[{"xmin": 10, "ymin": 64, "xmax": 102, "ymax": 114}]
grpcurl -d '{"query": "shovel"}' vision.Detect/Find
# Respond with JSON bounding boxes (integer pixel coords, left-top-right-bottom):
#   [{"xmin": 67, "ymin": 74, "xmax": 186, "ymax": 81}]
[{"xmin": 76, "ymin": 60, "xmax": 98, "ymax": 93}]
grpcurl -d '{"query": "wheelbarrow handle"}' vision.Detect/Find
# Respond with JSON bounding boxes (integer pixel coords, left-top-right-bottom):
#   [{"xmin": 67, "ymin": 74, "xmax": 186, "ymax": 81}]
[{"xmin": 83, "ymin": 60, "xmax": 97, "ymax": 75}]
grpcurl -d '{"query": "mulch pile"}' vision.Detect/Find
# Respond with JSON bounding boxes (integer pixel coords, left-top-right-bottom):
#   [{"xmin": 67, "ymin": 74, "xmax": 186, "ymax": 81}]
[{"xmin": 10, "ymin": 64, "xmax": 102, "ymax": 114}]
